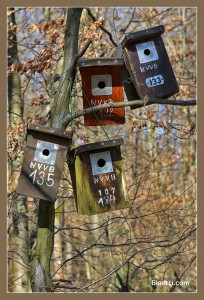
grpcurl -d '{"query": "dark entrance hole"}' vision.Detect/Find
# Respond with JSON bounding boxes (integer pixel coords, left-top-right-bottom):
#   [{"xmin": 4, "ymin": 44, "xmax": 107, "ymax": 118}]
[
  {"xmin": 144, "ymin": 48, "xmax": 151, "ymax": 56},
  {"xmin": 42, "ymin": 149, "xmax": 50, "ymax": 156},
  {"xmin": 97, "ymin": 158, "xmax": 106, "ymax": 168},
  {"xmin": 98, "ymin": 81, "xmax": 106, "ymax": 89}
]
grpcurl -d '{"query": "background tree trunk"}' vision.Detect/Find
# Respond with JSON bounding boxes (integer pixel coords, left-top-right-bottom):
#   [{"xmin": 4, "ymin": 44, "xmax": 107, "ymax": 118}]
[{"xmin": 8, "ymin": 7, "xmax": 30, "ymax": 292}]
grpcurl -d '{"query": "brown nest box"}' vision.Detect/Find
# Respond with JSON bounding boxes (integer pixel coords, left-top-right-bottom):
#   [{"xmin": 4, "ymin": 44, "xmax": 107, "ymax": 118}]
[
  {"xmin": 113, "ymin": 25, "xmax": 179, "ymax": 109},
  {"xmin": 16, "ymin": 124, "xmax": 72, "ymax": 202},
  {"xmin": 78, "ymin": 57, "xmax": 125, "ymax": 125}
]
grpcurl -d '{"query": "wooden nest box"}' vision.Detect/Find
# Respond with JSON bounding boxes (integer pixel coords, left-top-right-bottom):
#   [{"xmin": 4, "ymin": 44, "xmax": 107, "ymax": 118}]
[
  {"xmin": 78, "ymin": 57, "xmax": 125, "ymax": 126},
  {"xmin": 69, "ymin": 139, "xmax": 128, "ymax": 215},
  {"xmin": 17, "ymin": 124, "xmax": 72, "ymax": 202},
  {"xmin": 113, "ymin": 25, "xmax": 179, "ymax": 109}
]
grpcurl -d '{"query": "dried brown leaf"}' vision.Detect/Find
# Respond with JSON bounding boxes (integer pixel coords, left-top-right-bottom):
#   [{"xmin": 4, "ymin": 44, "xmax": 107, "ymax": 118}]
[{"xmin": 7, "ymin": 10, "xmax": 12, "ymax": 16}]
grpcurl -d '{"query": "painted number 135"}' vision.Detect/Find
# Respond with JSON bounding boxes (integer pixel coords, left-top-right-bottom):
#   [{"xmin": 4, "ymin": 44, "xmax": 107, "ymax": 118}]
[{"xmin": 29, "ymin": 170, "xmax": 55, "ymax": 187}]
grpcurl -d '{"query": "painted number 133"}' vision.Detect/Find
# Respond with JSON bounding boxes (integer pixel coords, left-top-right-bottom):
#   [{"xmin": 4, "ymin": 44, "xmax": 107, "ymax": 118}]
[{"xmin": 146, "ymin": 75, "xmax": 164, "ymax": 87}]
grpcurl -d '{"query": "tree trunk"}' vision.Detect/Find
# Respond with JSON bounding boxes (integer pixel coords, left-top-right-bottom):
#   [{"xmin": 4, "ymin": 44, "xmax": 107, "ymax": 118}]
[
  {"xmin": 30, "ymin": 8, "xmax": 83, "ymax": 292},
  {"xmin": 8, "ymin": 11, "xmax": 23, "ymax": 128},
  {"xmin": 50, "ymin": 8, "xmax": 83, "ymax": 129},
  {"xmin": 8, "ymin": 7, "xmax": 30, "ymax": 292},
  {"xmin": 30, "ymin": 201, "xmax": 55, "ymax": 292}
]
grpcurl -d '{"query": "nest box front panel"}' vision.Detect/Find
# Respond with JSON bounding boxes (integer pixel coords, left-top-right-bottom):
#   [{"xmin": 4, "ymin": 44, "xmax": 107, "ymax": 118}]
[
  {"xmin": 73, "ymin": 147, "xmax": 128, "ymax": 215},
  {"xmin": 124, "ymin": 37, "xmax": 179, "ymax": 99},
  {"xmin": 80, "ymin": 66, "xmax": 125, "ymax": 126},
  {"xmin": 17, "ymin": 130, "xmax": 71, "ymax": 202}
]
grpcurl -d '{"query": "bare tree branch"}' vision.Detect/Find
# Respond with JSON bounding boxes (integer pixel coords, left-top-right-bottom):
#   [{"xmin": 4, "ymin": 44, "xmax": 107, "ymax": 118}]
[
  {"xmin": 87, "ymin": 8, "xmax": 118, "ymax": 47},
  {"xmin": 70, "ymin": 39, "xmax": 92, "ymax": 77},
  {"xmin": 64, "ymin": 98, "xmax": 197, "ymax": 125},
  {"xmin": 169, "ymin": 255, "xmax": 196, "ymax": 292},
  {"xmin": 120, "ymin": 8, "xmax": 136, "ymax": 33},
  {"xmin": 50, "ymin": 8, "xmax": 83, "ymax": 129},
  {"xmin": 7, "ymin": 8, "xmax": 24, "ymax": 16},
  {"xmin": 78, "ymin": 227, "xmax": 196, "ymax": 292}
]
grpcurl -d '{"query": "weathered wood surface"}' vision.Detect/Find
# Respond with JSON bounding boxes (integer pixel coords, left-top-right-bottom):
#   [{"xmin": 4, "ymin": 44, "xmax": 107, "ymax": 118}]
[
  {"xmin": 114, "ymin": 25, "xmax": 179, "ymax": 109},
  {"xmin": 69, "ymin": 140, "xmax": 128, "ymax": 215},
  {"xmin": 112, "ymin": 46, "xmax": 140, "ymax": 109},
  {"xmin": 119, "ymin": 25, "xmax": 165, "ymax": 47},
  {"xmin": 28, "ymin": 123, "xmax": 71, "ymax": 139},
  {"xmin": 78, "ymin": 57, "xmax": 123, "ymax": 67},
  {"xmin": 123, "ymin": 36, "xmax": 179, "ymax": 100},
  {"xmin": 17, "ymin": 127, "xmax": 72, "ymax": 202}
]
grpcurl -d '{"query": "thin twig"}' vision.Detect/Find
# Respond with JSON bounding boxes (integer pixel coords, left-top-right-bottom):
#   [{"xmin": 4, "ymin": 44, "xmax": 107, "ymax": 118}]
[
  {"xmin": 169, "ymin": 255, "xmax": 196, "ymax": 292},
  {"xmin": 78, "ymin": 227, "xmax": 196, "ymax": 292},
  {"xmin": 87, "ymin": 8, "xmax": 118, "ymax": 47},
  {"xmin": 7, "ymin": 8, "xmax": 24, "ymax": 16},
  {"xmin": 138, "ymin": 7, "xmax": 152, "ymax": 27},
  {"xmin": 70, "ymin": 39, "xmax": 92, "ymax": 76},
  {"xmin": 120, "ymin": 8, "xmax": 136, "ymax": 33}
]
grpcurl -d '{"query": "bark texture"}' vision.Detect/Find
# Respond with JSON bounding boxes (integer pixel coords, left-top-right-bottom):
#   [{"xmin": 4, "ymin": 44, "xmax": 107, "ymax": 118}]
[
  {"xmin": 8, "ymin": 7, "xmax": 30, "ymax": 292},
  {"xmin": 50, "ymin": 8, "xmax": 83, "ymax": 129},
  {"xmin": 30, "ymin": 8, "xmax": 83, "ymax": 292}
]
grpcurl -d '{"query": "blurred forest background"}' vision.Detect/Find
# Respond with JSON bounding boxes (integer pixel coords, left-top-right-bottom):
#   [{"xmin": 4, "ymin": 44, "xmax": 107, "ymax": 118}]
[{"xmin": 7, "ymin": 7, "xmax": 196, "ymax": 293}]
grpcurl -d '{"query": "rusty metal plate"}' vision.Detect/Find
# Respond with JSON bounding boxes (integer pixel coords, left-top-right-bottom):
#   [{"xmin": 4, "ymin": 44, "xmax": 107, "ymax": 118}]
[
  {"xmin": 16, "ymin": 125, "xmax": 72, "ymax": 202},
  {"xmin": 69, "ymin": 140, "xmax": 128, "ymax": 215},
  {"xmin": 90, "ymin": 151, "xmax": 113, "ymax": 175}
]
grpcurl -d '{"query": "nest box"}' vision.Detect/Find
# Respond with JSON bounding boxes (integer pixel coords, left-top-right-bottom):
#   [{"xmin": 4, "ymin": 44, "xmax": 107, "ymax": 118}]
[
  {"xmin": 16, "ymin": 124, "xmax": 72, "ymax": 202},
  {"xmin": 69, "ymin": 139, "xmax": 128, "ymax": 215},
  {"xmin": 113, "ymin": 25, "xmax": 179, "ymax": 109},
  {"xmin": 78, "ymin": 57, "xmax": 125, "ymax": 126}
]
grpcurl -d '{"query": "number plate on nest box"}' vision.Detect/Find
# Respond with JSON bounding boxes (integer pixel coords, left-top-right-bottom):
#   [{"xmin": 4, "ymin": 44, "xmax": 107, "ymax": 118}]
[{"xmin": 16, "ymin": 124, "xmax": 72, "ymax": 202}]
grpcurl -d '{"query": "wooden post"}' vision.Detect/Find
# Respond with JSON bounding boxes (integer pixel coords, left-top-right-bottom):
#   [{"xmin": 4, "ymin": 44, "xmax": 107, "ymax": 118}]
[{"xmin": 30, "ymin": 8, "xmax": 83, "ymax": 292}]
